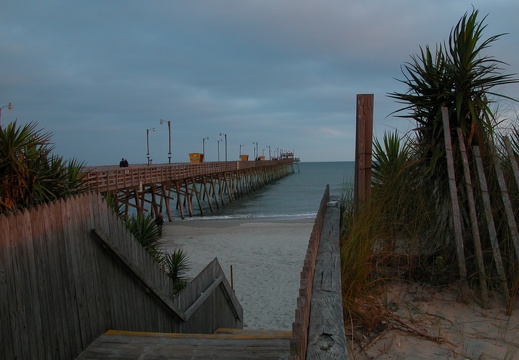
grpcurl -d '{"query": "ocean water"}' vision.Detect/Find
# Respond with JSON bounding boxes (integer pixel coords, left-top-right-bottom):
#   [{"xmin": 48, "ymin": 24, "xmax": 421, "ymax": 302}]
[{"xmin": 177, "ymin": 161, "xmax": 355, "ymax": 221}]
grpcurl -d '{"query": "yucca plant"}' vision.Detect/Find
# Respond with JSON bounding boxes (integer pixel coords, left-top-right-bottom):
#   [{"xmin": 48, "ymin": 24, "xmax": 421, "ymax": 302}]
[
  {"xmin": 389, "ymin": 9, "xmax": 517, "ymax": 165},
  {"xmin": 0, "ymin": 121, "xmax": 87, "ymax": 213},
  {"xmin": 371, "ymin": 132, "xmax": 434, "ymax": 247},
  {"xmin": 387, "ymin": 9, "xmax": 518, "ymax": 281},
  {"xmin": 162, "ymin": 249, "xmax": 191, "ymax": 293},
  {"xmin": 125, "ymin": 214, "xmax": 162, "ymax": 262}
]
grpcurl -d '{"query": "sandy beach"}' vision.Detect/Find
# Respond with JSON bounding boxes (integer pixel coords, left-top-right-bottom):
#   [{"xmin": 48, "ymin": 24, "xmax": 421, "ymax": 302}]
[
  {"xmin": 160, "ymin": 217, "xmax": 519, "ymax": 358},
  {"xmin": 160, "ymin": 218, "xmax": 314, "ymax": 330},
  {"xmin": 349, "ymin": 281, "xmax": 519, "ymax": 359}
]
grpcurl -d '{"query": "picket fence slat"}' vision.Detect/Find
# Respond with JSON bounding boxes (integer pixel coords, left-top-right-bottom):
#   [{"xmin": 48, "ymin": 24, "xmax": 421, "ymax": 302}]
[{"xmin": 0, "ymin": 214, "xmax": 14, "ymax": 360}]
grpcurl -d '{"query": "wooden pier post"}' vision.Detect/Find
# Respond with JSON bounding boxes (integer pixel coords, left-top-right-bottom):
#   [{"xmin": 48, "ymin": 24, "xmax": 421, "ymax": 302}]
[{"xmin": 354, "ymin": 94, "xmax": 374, "ymax": 214}]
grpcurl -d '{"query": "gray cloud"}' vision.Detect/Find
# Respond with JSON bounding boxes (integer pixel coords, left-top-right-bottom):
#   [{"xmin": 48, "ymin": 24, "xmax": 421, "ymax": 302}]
[{"xmin": 1, "ymin": 1, "xmax": 518, "ymax": 164}]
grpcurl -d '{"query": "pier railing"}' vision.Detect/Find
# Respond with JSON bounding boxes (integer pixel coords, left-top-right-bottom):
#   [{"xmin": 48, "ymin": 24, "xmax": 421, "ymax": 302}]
[
  {"xmin": 85, "ymin": 159, "xmax": 294, "ymax": 193},
  {"xmin": 290, "ymin": 185, "xmax": 347, "ymax": 359},
  {"xmin": 291, "ymin": 185, "xmax": 329, "ymax": 358}
]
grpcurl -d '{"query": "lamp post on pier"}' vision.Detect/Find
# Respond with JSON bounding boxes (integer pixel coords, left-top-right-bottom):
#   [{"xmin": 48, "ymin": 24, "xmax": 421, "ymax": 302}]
[
  {"xmin": 0, "ymin": 102, "xmax": 13, "ymax": 129},
  {"xmin": 203, "ymin": 137, "xmax": 209, "ymax": 160},
  {"xmin": 253, "ymin": 141, "xmax": 258, "ymax": 160},
  {"xmin": 160, "ymin": 119, "xmax": 172, "ymax": 164},
  {"xmin": 239, "ymin": 144, "xmax": 244, "ymax": 156},
  {"xmin": 219, "ymin": 133, "xmax": 227, "ymax": 161},
  {"xmin": 146, "ymin": 127, "xmax": 155, "ymax": 165}
]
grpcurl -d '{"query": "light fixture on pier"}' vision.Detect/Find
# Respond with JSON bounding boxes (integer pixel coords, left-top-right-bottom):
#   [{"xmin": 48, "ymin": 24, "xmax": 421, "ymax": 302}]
[
  {"xmin": 253, "ymin": 141, "xmax": 258, "ymax": 160},
  {"xmin": 203, "ymin": 137, "xmax": 209, "ymax": 160},
  {"xmin": 0, "ymin": 102, "xmax": 13, "ymax": 129},
  {"xmin": 160, "ymin": 119, "xmax": 172, "ymax": 164},
  {"xmin": 146, "ymin": 127, "xmax": 155, "ymax": 165},
  {"xmin": 219, "ymin": 133, "xmax": 227, "ymax": 162}
]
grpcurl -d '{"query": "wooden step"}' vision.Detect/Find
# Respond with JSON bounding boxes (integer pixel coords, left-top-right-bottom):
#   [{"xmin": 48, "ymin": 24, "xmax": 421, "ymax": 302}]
[
  {"xmin": 215, "ymin": 327, "xmax": 292, "ymax": 338},
  {"xmin": 75, "ymin": 329, "xmax": 291, "ymax": 359}
]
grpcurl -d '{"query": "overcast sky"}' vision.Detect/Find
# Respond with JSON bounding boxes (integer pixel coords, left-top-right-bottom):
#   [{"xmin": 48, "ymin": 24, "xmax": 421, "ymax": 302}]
[{"xmin": 1, "ymin": 1, "xmax": 518, "ymax": 165}]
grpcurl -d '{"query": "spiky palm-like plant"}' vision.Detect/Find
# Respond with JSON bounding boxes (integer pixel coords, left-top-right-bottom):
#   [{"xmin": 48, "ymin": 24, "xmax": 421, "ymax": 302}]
[
  {"xmin": 384, "ymin": 9, "xmax": 519, "ymax": 289},
  {"xmin": 0, "ymin": 121, "xmax": 87, "ymax": 213},
  {"xmin": 388, "ymin": 9, "xmax": 518, "ymax": 242},
  {"xmin": 162, "ymin": 249, "xmax": 191, "ymax": 293},
  {"xmin": 125, "ymin": 214, "xmax": 163, "ymax": 261},
  {"xmin": 389, "ymin": 9, "xmax": 518, "ymax": 190},
  {"xmin": 371, "ymin": 132, "xmax": 428, "ymax": 241}
]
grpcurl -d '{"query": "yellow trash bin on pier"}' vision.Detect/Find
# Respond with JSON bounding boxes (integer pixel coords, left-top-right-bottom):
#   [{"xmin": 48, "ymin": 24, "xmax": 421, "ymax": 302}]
[{"xmin": 189, "ymin": 153, "xmax": 204, "ymax": 163}]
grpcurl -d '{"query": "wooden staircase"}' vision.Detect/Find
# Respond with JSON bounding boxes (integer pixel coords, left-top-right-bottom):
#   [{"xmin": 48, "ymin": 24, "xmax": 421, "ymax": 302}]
[{"xmin": 75, "ymin": 328, "xmax": 291, "ymax": 359}]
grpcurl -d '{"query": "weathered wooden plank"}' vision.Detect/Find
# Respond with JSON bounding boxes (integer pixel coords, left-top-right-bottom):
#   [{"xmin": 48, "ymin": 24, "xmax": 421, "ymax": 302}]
[
  {"xmin": 216, "ymin": 328, "xmax": 292, "ymax": 338},
  {"xmin": 92, "ymin": 228, "xmax": 187, "ymax": 321},
  {"xmin": 91, "ymin": 195, "xmax": 119, "ymax": 331},
  {"xmin": 64, "ymin": 195, "xmax": 94, "ymax": 349},
  {"xmin": 78, "ymin": 194, "xmax": 104, "ymax": 342},
  {"xmin": 504, "ymin": 136, "xmax": 519, "ymax": 192},
  {"xmin": 456, "ymin": 128, "xmax": 489, "ymax": 307},
  {"xmin": 291, "ymin": 186, "xmax": 330, "ymax": 360},
  {"xmin": 0, "ymin": 213, "xmax": 14, "ymax": 360},
  {"xmin": 51, "ymin": 199, "xmax": 75, "ymax": 357},
  {"xmin": 82, "ymin": 194, "xmax": 109, "ymax": 339},
  {"xmin": 441, "ymin": 107, "xmax": 470, "ymax": 301},
  {"xmin": 76, "ymin": 330, "xmax": 291, "ymax": 359},
  {"xmin": 473, "ymin": 147, "xmax": 510, "ymax": 305},
  {"xmin": 354, "ymin": 94, "xmax": 374, "ymax": 213},
  {"xmin": 9, "ymin": 209, "xmax": 41, "ymax": 359},
  {"xmin": 184, "ymin": 275, "xmax": 224, "ymax": 319},
  {"xmin": 57, "ymin": 198, "xmax": 88, "ymax": 355},
  {"xmin": 306, "ymin": 199, "xmax": 347, "ymax": 359},
  {"xmin": 41, "ymin": 201, "xmax": 70, "ymax": 359},
  {"xmin": 27, "ymin": 205, "xmax": 54, "ymax": 360},
  {"xmin": 9, "ymin": 210, "xmax": 33, "ymax": 359},
  {"xmin": 489, "ymin": 139, "xmax": 519, "ymax": 264}
]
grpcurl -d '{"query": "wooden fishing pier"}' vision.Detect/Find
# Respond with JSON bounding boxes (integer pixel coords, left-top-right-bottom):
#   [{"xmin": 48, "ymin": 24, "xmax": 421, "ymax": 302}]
[{"xmin": 85, "ymin": 159, "xmax": 296, "ymax": 221}]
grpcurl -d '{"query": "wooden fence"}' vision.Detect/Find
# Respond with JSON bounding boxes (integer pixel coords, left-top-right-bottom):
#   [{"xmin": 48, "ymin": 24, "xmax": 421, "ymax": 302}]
[
  {"xmin": 0, "ymin": 192, "xmax": 242, "ymax": 360},
  {"xmin": 290, "ymin": 185, "xmax": 330, "ymax": 359}
]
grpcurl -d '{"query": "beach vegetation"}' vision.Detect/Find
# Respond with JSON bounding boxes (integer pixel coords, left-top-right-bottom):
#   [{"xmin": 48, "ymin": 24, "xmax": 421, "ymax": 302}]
[
  {"xmin": 113, "ymin": 209, "xmax": 192, "ymax": 293},
  {"xmin": 125, "ymin": 214, "xmax": 163, "ymax": 261},
  {"xmin": 161, "ymin": 249, "xmax": 191, "ymax": 293},
  {"xmin": 342, "ymin": 8, "xmax": 519, "ymax": 346},
  {"xmin": 0, "ymin": 120, "xmax": 87, "ymax": 214}
]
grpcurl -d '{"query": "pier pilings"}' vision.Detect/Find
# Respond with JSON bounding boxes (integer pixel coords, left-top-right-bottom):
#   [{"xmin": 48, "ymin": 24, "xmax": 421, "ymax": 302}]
[{"xmin": 85, "ymin": 160, "xmax": 295, "ymax": 220}]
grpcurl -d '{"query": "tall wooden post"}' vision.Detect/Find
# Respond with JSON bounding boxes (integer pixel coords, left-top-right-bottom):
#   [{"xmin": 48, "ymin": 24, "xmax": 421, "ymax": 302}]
[{"xmin": 354, "ymin": 94, "xmax": 374, "ymax": 214}]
